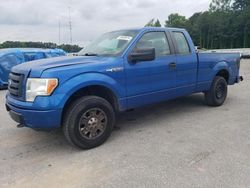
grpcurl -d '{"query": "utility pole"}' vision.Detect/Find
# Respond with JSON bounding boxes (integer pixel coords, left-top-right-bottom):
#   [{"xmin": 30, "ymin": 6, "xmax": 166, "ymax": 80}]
[
  {"xmin": 58, "ymin": 20, "xmax": 61, "ymax": 45},
  {"xmin": 68, "ymin": 6, "xmax": 73, "ymax": 45}
]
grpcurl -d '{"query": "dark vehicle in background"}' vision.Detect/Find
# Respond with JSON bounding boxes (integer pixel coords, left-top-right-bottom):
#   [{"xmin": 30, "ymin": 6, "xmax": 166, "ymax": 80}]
[{"xmin": 0, "ymin": 48, "xmax": 66, "ymax": 88}]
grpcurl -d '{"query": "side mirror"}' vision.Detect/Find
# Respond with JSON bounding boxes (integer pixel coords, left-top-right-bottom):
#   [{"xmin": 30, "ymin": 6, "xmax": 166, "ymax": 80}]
[{"xmin": 128, "ymin": 48, "xmax": 155, "ymax": 63}]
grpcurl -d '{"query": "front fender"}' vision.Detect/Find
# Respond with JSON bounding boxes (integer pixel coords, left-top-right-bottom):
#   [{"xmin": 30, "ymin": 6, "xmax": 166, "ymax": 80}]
[{"xmin": 53, "ymin": 73, "xmax": 125, "ymax": 109}]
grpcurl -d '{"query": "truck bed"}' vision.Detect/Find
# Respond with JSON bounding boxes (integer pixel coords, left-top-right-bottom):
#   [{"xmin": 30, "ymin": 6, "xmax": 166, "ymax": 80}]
[{"xmin": 197, "ymin": 52, "xmax": 241, "ymax": 91}]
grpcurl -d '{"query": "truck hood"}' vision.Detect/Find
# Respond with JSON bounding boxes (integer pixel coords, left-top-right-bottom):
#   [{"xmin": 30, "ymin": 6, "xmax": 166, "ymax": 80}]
[{"xmin": 12, "ymin": 56, "xmax": 114, "ymax": 77}]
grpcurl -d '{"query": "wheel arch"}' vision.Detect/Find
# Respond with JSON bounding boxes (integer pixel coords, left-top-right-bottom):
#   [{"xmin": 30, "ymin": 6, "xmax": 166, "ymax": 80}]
[
  {"xmin": 212, "ymin": 61, "xmax": 231, "ymax": 83},
  {"xmin": 61, "ymin": 84, "xmax": 120, "ymax": 125},
  {"xmin": 215, "ymin": 69, "xmax": 229, "ymax": 83}
]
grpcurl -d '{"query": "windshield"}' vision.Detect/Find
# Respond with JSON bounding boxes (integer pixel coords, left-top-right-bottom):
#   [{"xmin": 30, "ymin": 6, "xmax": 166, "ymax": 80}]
[{"xmin": 79, "ymin": 30, "xmax": 138, "ymax": 56}]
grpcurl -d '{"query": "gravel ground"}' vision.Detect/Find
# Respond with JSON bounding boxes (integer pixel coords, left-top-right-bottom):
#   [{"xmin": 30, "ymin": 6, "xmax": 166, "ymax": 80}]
[{"xmin": 0, "ymin": 60, "xmax": 249, "ymax": 188}]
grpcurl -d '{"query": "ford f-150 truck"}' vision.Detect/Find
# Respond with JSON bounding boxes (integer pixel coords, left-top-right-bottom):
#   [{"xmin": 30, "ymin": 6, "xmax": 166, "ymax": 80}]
[{"xmin": 6, "ymin": 27, "xmax": 243, "ymax": 149}]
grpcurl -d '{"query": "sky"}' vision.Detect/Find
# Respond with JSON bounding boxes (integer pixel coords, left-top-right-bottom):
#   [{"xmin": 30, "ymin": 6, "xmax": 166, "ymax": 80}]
[{"xmin": 0, "ymin": 0, "xmax": 210, "ymax": 47}]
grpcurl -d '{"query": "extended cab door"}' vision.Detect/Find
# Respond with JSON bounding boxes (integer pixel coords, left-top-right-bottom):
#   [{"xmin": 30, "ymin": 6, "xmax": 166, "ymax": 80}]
[
  {"xmin": 125, "ymin": 31, "xmax": 176, "ymax": 109},
  {"xmin": 170, "ymin": 31, "xmax": 198, "ymax": 96}
]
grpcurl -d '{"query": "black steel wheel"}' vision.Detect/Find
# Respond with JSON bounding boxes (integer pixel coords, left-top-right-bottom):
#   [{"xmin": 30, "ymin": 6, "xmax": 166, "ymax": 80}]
[{"xmin": 205, "ymin": 76, "xmax": 228, "ymax": 106}]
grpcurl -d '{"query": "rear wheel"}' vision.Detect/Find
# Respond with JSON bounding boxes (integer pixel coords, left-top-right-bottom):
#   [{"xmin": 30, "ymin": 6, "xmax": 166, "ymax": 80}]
[
  {"xmin": 63, "ymin": 96, "xmax": 115, "ymax": 149},
  {"xmin": 205, "ymin": 76, "xmax": 228, "ymax": 106}
]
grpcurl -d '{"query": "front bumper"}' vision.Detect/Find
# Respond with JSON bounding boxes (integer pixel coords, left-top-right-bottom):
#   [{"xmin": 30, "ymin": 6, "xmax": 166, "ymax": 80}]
[{"xmin": 6, "ymin": 102, "xmax": 62, "ymax": 129}]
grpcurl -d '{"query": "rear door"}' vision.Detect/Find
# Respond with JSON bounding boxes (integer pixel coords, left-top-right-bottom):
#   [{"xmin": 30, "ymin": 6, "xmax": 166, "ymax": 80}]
[
  {"xmin": 125, "ymin": 31, "xmax": 176, "ymax": 108},
  {"xmin": 171, "ymin": 31, "xmax": 198, "ymax": 96}
]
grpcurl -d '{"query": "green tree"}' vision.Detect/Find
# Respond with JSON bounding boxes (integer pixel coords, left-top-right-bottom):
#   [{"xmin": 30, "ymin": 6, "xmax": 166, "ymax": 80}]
[
  {"xmin": 145, "ymin": 18, "xmax": 154, "ymax": 27},
  {"xmin": 233, "ymin": 0, "xmax": 250, "ymax": 10},
  {"xmin": 162, "ymin": 0, "xmax": 250, "ymax": 49},
  {"xmin": 145, "ymin": 18, "xmax": 161, "ymax": 27},
  {"xmin": 164, "ymin": 13, "xmax": 187, "ymax": 28},
  {"xmin": 209, "ymin": 0, "xmax": 232, "ymax": 11},
  {"xmin": 235, "ymin": 5, "xmax": 250, "ymax": 47},
  {"xmin": 186, "ymin": 13, "xmax": 200, "ymax": 46},
  {"xmin": 0, "ymin": 41, "xmax": 82, "ymax": 53},
  {"xmin": 154, "ymin": 19, "xmax": 162, "ymax": 27}
]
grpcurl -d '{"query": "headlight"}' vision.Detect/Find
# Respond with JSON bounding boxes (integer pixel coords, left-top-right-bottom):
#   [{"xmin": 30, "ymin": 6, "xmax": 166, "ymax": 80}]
[{"xmin": 26, "ymin": 78, "xmax": 58, "ymax": 102}]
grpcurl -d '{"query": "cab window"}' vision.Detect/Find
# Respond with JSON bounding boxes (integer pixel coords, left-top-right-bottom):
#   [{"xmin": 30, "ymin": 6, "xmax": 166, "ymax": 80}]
[
  {"xmin": 133, "ymin": 32, "xmax": 171, "ymax": 57},
  {"xmin": 172, "ymin": 32, "xmax": 190, "ymax": 54}
]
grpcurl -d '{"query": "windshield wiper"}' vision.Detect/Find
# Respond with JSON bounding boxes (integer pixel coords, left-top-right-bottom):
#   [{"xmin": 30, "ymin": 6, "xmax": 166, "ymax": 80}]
[{"xmin": 83, "ymin": 53, "xmax": 98, "ymax": 56}]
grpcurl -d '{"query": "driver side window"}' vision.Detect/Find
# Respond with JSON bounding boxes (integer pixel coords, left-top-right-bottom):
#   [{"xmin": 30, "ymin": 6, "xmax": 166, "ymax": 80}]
[{"xmin": 133, "ymin": 32, "xmax": 171, "ymax": 57}]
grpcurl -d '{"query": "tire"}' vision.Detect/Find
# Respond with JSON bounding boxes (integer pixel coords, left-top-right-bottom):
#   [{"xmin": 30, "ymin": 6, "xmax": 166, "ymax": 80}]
[
  {"xmin": 63, "ymin": 96, "xmax": 115, "ymax": 149},
  {"xmin": 205, "ymin": 76, "xmax": 228, "ymax": 106}
]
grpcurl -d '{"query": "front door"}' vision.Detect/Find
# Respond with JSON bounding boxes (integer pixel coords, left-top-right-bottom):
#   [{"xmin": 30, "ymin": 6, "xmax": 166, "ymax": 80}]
[{"xmin": 125, "ymin": 31, "xmax": 177, "ymax": 109}]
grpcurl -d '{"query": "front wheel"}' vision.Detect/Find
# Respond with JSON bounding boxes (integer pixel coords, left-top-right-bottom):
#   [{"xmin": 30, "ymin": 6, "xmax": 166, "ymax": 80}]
[
  {"xmin": 63, "ymin": 96, "xmax": 115, "ymax": 149},
  {"xmin": 205, "ymin": 76, "xmax": 228, "ymax": 106}
]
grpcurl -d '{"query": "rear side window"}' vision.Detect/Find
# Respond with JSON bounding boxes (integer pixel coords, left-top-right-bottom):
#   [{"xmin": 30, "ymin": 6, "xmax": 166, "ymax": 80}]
[
  {"xmin": 173, "ymin": 32, "xmax": 190, "ymax": 54},
  {"xmin": 133, "ymin": 32, "xmax": 171, "ymax": 57}
]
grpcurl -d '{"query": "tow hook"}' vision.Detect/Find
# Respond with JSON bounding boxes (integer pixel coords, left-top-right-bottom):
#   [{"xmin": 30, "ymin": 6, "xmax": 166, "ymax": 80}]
[{"xmin": 237, "ymin": 76, "xmax": 243, "ymax": 83}]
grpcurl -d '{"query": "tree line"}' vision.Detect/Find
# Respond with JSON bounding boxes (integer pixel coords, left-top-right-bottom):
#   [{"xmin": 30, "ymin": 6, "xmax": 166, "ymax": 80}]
[
  {"xmin": 0, "ymin": 41, "xmax": 82, "ymax": 53},
  {"xmin": 145, "ymin": 0, "xmax": 250, "ymax": 49}
]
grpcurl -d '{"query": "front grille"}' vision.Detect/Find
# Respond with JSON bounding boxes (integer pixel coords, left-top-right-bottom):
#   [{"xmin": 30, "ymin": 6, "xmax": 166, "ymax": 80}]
[{"xmin": 8, "ymin": 72, "xmax": 24, "ymax": 97}]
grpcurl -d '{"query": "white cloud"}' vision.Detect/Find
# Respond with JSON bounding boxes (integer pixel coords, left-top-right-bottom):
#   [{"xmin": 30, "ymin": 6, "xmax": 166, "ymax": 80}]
[{"xmin": 0, "ymin": 0, "xmax": 210, "ymax": 46}]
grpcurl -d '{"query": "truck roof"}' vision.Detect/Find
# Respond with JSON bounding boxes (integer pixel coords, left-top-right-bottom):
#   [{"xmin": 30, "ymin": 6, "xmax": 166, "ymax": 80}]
[
  {"xmin": 114, "ymin": 27, "xmax": 186, "ymax": 33},
  {"xmin": 141, "ymin": 27, "xmax": 186, "ymax": 32}
]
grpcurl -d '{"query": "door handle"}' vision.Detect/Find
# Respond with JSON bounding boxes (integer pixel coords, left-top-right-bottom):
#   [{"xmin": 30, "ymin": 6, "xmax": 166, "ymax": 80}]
[{"xmin": 169, "ymin": 62, "xmax": 176, "ymax": 69}]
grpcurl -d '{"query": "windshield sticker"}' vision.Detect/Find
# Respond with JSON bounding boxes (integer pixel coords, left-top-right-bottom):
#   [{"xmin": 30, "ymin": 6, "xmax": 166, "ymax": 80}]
[{"xmin": 117, "ymin": 36, "xmax": 132, "ymax": 41}]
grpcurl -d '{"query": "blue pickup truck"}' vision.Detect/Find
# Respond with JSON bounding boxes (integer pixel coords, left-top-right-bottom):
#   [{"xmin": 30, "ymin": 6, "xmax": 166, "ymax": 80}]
[{"xmin": 6, "ymin": 27, "xmax": 243, "ymax": 149}]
